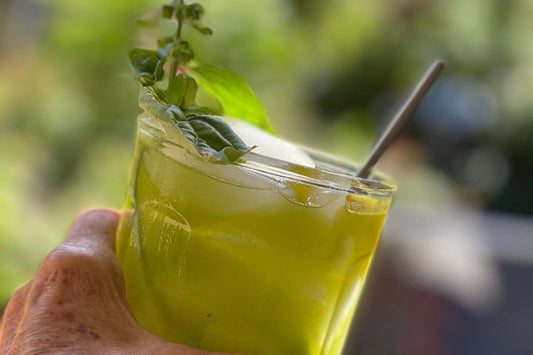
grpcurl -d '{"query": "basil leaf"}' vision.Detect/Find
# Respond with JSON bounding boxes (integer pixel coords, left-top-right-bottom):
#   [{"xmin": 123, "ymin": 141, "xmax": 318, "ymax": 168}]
[
  {"xmin": 167, "ymin": 74, "xmax": 198, "ymax": 107},
  {"xmin": 129, "ymin": 49, "xmax": 165, "ymax": 86},
  {"xmin": 139, "ymin": 89, "xmax": 254, "ymax": 163},
  {"xmin": 184, "ymin": 3, "xmax": 205, "ymax": 20},
  {"xmin": 167, "ymin": 74, "xmax": 185, "ymax": 105},
  {"xmin": 187, "ymin": 114, "xmax": 254, "ymax": 161},
  {"xmin": 184, "ymin": 105, "xmax": 215, "ymax": 116},
  {"xmin": 191, "ymin": 24, "xmax": 213, "ymax": 35},
  {"xmin": 176, "ymin": 41, "xmax": 195, "ymax": 65},
  {"xmin": 181, "ymin": 75, "xmax": 198, "ymax": 107},
  {"xmin": 188, "ymin": 62, "xmax": 275, "ymax": 134},
  {"xmin": 161, "ymin": 5, "xmax": 174, "ymax": 19}
]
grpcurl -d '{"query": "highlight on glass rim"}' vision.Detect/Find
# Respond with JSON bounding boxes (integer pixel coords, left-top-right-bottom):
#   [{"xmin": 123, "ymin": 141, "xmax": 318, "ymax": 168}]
[{"xmin": 1, "ymin": 0, "xmax": 532, "ymax": 354}]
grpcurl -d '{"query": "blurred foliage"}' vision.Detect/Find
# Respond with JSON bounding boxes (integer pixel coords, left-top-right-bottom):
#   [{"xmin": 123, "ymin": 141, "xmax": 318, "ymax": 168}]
[{"xmin": 0, "ymin": 0, "xmax": 532, "ymax": 306}]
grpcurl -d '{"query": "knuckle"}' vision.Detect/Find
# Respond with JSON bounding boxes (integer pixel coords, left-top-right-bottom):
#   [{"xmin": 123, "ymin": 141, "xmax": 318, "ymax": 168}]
[
  {"xmin": 38, "ymin": 243, "xmax": 120, "ymax": 285},
  {"xmin": 33, "ymin": 247, "xmax": 112, "ymax": 305},
  {"xmin": 10, "ymin": 283, "xmax": 30, "ymax": 300},
  {"xmin": 42, "ymin": 245, "xmax": 104, "ymax": 273},
  {"xmin": 31, "ymin": 242, "xmax": 123, "ymax": 304}
]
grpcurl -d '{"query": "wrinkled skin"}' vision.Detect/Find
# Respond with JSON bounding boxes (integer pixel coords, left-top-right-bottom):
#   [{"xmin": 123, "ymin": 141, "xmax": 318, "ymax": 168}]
[{"xmin": 0, "ymin": 209, "xmax": 237, "ymax": 355}]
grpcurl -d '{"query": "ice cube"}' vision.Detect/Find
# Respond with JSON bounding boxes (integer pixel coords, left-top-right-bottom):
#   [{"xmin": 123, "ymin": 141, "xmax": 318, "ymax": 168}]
[{"xmin": 224, "ymin": 117, "xmax": 315, "ymax": 168}]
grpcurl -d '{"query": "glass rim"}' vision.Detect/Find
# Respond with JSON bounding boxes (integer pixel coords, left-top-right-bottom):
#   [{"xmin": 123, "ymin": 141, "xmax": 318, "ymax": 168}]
[{"xmin": 139, "ymin": 114, "xmax": 397, "ymax": 199}]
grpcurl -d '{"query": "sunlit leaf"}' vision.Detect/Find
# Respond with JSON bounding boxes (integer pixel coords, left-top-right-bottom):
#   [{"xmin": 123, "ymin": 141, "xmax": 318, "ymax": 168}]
[{"xmin": 188, "ymin": 62, "xmax": 274, "ymax": 133}]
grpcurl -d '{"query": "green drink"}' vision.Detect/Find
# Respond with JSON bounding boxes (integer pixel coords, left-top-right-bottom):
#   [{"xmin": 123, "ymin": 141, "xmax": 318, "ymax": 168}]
[
  {"xmin": 116, "ymin": 114, "xmax": 396, "ymax": 355},
  {"xmin": 118, "ymin": 2, "xmax": 397, "ymax": 352}
]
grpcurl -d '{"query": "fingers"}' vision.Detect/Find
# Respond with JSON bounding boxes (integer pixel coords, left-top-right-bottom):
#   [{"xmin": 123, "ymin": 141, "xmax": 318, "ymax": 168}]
[
  {"xmin": 1, "ymin": 209, "xmax": 144, "ymax": 354},
  {"xmin": 0, "ymin": 284, "xmax": 30, "ymax": 354},
  {"xmin": 1, "ymin": 209, "xmax": 122, "ymax": 353}
]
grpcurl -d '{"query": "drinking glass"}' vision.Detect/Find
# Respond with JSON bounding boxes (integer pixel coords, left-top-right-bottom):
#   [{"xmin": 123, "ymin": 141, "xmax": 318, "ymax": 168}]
[{"xmin": 116, "ymin": 111, "xmax": 396, "ymax": 355}]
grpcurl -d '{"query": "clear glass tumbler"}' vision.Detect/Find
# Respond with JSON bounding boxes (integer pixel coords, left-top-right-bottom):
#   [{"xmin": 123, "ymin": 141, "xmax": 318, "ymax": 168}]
[{"xmin": 116, "ymin": 112, "xmax": 396, "ymax": 355}]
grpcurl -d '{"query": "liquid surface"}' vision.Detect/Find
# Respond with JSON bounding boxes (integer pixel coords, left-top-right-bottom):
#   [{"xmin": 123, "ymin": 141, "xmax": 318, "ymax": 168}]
[{"xmin": 116, "ymin": 119, "xmax": 392, "ymax": 355}]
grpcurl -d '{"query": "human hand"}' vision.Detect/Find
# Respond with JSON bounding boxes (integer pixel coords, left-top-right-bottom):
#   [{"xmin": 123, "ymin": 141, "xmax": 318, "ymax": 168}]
[{"xmin": 0, "ymin": 209, "xmax": 235, "ymax": 355}]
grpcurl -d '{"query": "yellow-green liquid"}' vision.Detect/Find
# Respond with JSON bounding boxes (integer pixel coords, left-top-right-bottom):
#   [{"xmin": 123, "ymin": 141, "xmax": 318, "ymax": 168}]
[{"xmin": 117, "ymin": 118, "xmax": 392, "ymax": 355}]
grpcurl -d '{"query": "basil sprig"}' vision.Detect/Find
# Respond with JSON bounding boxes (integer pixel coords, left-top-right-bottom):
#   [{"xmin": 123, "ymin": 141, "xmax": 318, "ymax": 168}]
[{"xmin": 130, "ymin": 1, "xmax": 272, "ymax": 162}]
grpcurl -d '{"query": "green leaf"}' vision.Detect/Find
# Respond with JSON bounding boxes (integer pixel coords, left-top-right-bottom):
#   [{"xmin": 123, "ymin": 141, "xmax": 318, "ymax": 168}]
[
  {"xmin": 186, "ymin": 114, "xmax": 255, "ymax": 161},
  {"xmin": 184, "ymin": 3, "xmax": 205, "ymax": 20},
  {"xmin": 139, "ymin": 89, "xmax": 254, "ymax": 163},
  {"xmin": 175, "ymin": 41, "xmax": 195, "ymax": 65},
  {"xmin": 184, "ymin": 105, "xmax": 216, "ymax": 116},
  {"xmin": 161, "ymin": 5, "xmax": 174, "ymax": 19},
  {"xmin": 167, "ymin": 73, "xmax": 197, "ymax": 107},
  {"xmin": 167, "ymin": 75, "xmax": 187, "ymax": 105},
  {"xmin": 192, "ymin": 24, "xmax": 213, "ymax": 35},
  {"xmin": 182, "ymin": 76, "xmax": 198, "ymax": 107},
  {"xmin": 188, "ymin": 62, "xmax": 275, "ymax": 133},
  {"xmin": 129, "ymin": 49, "xmax": 158, "ymax": 75},
  {"xmin": 129, "ymin": 49, "xmax": 165, "ymax": 86}
]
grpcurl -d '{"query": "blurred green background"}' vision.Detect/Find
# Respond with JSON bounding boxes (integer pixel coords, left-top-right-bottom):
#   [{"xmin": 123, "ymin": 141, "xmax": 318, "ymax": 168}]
[{"xmin": 1, "ymin": 0, "xmax": 532, "ymax": 353}]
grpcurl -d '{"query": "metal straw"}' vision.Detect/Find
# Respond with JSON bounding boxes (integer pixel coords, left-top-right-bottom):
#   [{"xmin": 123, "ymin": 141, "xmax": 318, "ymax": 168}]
[{"xmin": 357, "ymin": 60, "xmax": 445, "ymax": 179}]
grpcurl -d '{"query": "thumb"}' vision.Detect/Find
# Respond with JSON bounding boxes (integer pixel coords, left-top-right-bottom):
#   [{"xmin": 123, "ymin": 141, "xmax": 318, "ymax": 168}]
[
  {"xmin": 54, "ymin": 208, "xmax": 126, "ymax": 297},
  {"xmin": 63, "ymin": 208, "xmax": 121, "ymax": 253}
]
